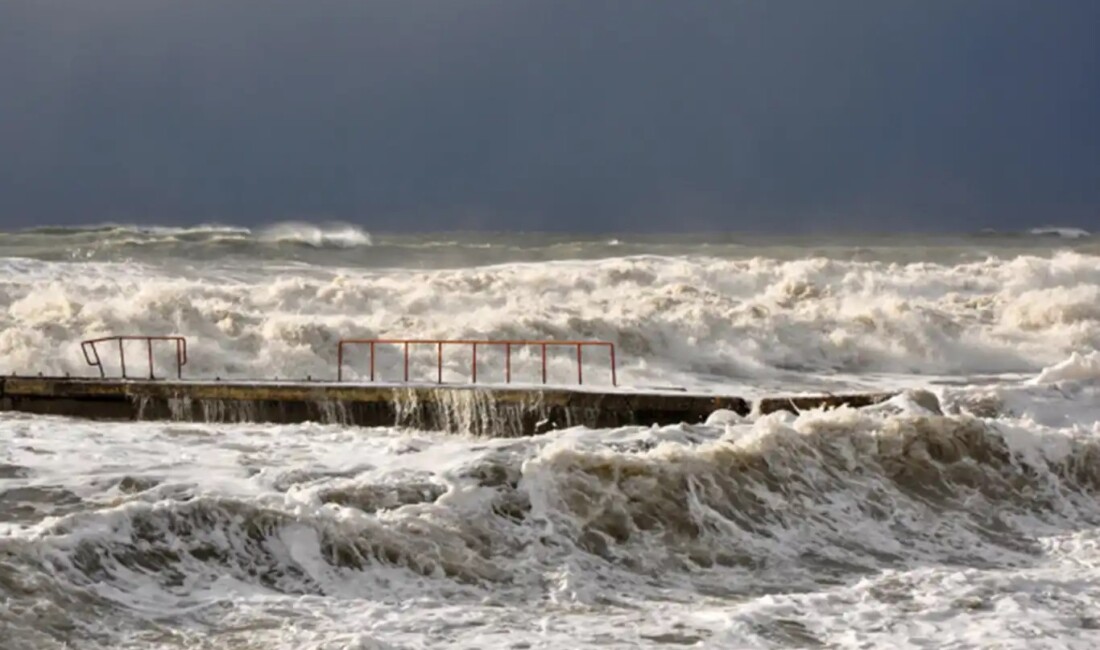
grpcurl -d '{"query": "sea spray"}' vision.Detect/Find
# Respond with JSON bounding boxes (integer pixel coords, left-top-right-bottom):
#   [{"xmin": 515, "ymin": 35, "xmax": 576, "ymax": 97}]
[
  {"xmin": 2, "ymin": 231, "xmax": 1099, "ymax": 648},
  {"xmin": 2, "ymin": 250, "xmax": 1099, "ymax": 392}
]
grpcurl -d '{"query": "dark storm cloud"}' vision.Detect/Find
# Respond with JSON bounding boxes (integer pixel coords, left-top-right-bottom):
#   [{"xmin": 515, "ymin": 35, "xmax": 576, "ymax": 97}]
[{"xmin": 0, "ymin": 0, "xmax": 1097, "ymax": 231}]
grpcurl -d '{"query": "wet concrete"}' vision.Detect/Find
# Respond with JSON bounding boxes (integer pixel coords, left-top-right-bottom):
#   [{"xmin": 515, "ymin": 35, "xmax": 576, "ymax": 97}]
[{"xmin": 0, "ymin": 377, "xmax": 896, "ymax": 437}]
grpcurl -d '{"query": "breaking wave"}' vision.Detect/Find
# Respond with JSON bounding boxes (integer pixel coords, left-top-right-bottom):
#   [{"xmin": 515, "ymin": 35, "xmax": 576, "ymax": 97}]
[
  {"xmin": 3, "ymin": 406, "xmax": 1100, "ymax": 647},
  {"xmin": 255, "ymin": 222, "xmax": 373, "ymax": 248},
  {"xmin": 2, "ymin": 230, "xmax": 1099, "ymax": 646},
  {"xmin": 1028, "ymin": 226, "xmax": 1091, "ymax": 239},
  {"xmin": 0, "ymin": 250, "xmax": 1098, "ymax": 391}
]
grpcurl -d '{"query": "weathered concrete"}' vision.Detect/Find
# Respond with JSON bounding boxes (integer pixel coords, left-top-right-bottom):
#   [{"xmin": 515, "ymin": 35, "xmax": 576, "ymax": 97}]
[{"xmin": 0, "ymin": 377, "xmax": 896, "ymax": 437}]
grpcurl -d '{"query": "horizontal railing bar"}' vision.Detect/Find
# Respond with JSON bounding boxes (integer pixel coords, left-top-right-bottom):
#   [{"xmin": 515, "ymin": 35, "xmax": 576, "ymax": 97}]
[
  {"xmin": 338, "ymin": 340, "xmax": 616, "ymax": 351},
  {"xmin": 81, "ymin": 336, "xmax": 189, "ymax": 343},
  {"xmin": 338, "ymin": 338, "xmax": 614, "ymax": 346}
]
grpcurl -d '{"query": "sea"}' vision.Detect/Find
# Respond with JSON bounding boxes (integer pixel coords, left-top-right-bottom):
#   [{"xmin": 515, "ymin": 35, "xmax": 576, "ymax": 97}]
[{"xmin": 1, "ymin": 222, "xmax": 1099, "ymax": 649}]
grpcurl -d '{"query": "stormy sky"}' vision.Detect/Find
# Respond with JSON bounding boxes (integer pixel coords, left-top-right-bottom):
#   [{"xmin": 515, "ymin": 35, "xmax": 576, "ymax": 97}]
[{"xmin": 1, "ymin": 0, "xmax": 1097, "ymax": 232}]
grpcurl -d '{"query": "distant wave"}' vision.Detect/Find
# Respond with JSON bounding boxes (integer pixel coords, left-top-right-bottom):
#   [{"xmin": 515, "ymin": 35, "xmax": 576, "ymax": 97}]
[
  {"xmin": 1028, "ymin": 226, "xmax": 1091, "ymax": 239},
  {"xmin": 11, "ymin": 221, "xmax": 373, "ymax": 249},
  {"xmin": 256, "ymin": 222, "xmax": 372, "ymax": 248},
  {"xmin": 19, "ymin": 223, "xmax": 250, "ymax": 236}
]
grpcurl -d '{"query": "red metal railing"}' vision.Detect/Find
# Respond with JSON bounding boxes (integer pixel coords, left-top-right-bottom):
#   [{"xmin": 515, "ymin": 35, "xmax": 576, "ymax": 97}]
[
  {"xmin": 81, "ymin": 336, "xmax": 188, "ymax": 379},
  {"xmin": 337, "ymin": 339, "xmax": 617, "ymax": 386}
]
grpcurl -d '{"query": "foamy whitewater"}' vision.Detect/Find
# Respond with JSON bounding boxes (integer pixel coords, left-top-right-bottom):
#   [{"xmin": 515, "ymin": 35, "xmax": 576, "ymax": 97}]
[{"xmin": 1, "ymin": 224, "xmax": 1099, "ymax": 648}]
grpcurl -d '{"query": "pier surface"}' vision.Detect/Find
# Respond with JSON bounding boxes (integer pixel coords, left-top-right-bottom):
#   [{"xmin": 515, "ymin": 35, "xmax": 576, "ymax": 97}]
[{"xmin": 0, "ymin": 376, "xmax": 897, "ymax": 436}]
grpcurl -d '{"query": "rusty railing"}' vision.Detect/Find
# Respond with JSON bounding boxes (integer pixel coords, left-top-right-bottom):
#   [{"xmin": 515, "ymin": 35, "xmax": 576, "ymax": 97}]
[
  {"xmin": 81, "ymin": 336, "xmax": 188, "ymax": 379},
  {"xmin": 336, "ymin": 339, "xmax": 617, "ymax": 386}
]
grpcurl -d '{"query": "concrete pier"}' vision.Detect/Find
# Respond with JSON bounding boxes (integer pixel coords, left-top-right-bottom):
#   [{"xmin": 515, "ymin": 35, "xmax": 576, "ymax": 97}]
[{"xmin": 0, "ymin": 376, "xmax": 897, "ymax": 437}]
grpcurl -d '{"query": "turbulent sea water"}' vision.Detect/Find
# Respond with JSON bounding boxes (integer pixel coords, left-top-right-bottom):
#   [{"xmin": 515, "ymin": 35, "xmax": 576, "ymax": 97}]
[{"xmin": 1, "ymin": 223, "xmax": 1100, "ymax": 649}]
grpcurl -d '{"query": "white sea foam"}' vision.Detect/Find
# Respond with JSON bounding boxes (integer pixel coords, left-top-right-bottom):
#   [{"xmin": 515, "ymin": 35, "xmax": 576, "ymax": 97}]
[
  {"xmin": 1, "ymin": 235, "xmax": 1099, "ymax": 648},
  {"xmin": 1032, "ymin": 351, "xmax": 1100, "ymax": 384},
  {"xmin": 1, "ymin": 251, "xmax": 1097, "ymax": 394},
  {"xmin": 2, "ymin": 395, "xmax": 1099, "ymax": 648}
]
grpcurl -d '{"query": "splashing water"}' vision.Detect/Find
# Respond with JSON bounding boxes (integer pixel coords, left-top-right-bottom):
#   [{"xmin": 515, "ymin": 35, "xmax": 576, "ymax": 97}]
[{"xmin": 1, "ymin": 229, "xmax": 1099, "ymax": 648}]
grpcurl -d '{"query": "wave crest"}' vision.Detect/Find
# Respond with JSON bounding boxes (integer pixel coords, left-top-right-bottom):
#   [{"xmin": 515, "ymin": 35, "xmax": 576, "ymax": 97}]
[
  {"xmin": 1029, "ymin": 227, "xmax": 1091, "ymax": 239},
  {"xmin": 256, "ymin": 222, "xmax": 372, "ymax": 248},
  {"xmin": 9, "ymin": 221, "xmax": 373, "ymax": 250},
  {"xmin": 9, "ymin": 411, "xmax": 1099, "ymax": 598},
  {"xmin": 4, "ymin": 407, "xmax": 1100, "ymax": 648},
  {"xmin": 0, "ymin": 251, "xmax": 1098, "ymax": 386}
]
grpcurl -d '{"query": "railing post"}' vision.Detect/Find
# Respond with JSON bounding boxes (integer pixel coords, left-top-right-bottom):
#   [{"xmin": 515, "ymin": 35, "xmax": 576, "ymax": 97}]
[
  {"xmin": 472, "ymin": 343, "xmax": 478, "ymax": 384},
  {"xmin": 610, "ymin": 344, "xmax": 617, "ymax": 386},
  {"xmin": 82, "ymin": 341, "xmax": 106, "ymax": 378},
  {"xmin": 79, "ymin": 336, "xmax": 189, "ymax": 380},
  {"xmin": 337, "ymin": 342, "xmax": 344, "ymax": 381},
  {"xmin": 370, "ymin": 341, "xmax": 376, "ymax": 381},
  {"xmin": 403, "ymin": 342, "xmax": 409, "ymax": 382},
  {"xmin": 577, "ymin": 344, "xmax": 583, "ymax": 385},
  {"xmin": 505, "ymin": 343, "xmax": 511, "ymax": 384},
  {"xmin": 437, "ymin": 341, "xmax": 443, "ymax": 384},
  {"xmin": 541, "ymin": 343, "xmax": 547, "ymax": 384}
]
